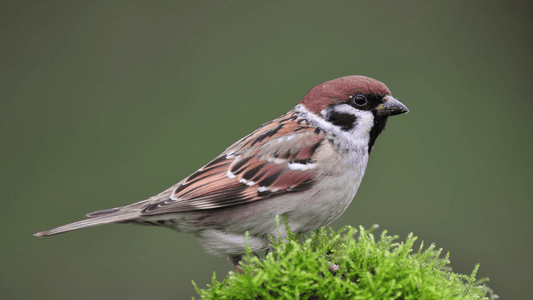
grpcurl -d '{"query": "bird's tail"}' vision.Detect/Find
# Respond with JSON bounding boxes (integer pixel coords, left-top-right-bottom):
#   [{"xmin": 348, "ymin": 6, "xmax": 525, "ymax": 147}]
[{"xmin": 34, "ymin": 207, "xmax": 140, "ymax": 237}]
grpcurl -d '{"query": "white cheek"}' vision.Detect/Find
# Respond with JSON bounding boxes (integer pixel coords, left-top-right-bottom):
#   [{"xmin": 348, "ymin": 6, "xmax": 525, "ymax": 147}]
[
  {"xmin": 296, "ymin": 104, "xmax": 373, "ymax": 153},
  {"xmin": 323, "ymin": 104, "xmax": 375, "ymax": 137},
  {"xmin": 351, "ymin": 112, "xmax": 374, "ymax": 137}
]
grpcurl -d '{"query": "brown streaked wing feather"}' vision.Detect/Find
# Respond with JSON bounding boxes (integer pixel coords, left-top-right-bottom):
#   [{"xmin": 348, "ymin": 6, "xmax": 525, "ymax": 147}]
[{"xmin": 141, "ymin": 112, "xmax": 324, "ymax": 215}]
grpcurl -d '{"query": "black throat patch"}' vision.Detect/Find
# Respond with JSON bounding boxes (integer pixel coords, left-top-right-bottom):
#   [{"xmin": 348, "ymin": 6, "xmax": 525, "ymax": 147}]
[{"xmin": 368, "ymin": 114, "xmax": 388, "ymax": 153}]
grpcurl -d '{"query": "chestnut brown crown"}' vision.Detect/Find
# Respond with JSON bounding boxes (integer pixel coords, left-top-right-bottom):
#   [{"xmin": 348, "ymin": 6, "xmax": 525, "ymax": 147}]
[{"xmin": 298, "ymin": 76, "xmax": 392, "ymax": 115}]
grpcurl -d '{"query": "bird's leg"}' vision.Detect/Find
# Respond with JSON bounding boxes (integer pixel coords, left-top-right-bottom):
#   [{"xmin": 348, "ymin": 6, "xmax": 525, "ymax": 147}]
[{"xmin": 227, "ymin": 254, "xmax": 244, "ymax": 274}]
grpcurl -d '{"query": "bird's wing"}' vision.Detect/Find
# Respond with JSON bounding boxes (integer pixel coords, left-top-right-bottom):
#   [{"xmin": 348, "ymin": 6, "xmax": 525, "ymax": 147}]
[{"xmin": 141, "ymin": 111, "xmax": 325, "ymax": 215}]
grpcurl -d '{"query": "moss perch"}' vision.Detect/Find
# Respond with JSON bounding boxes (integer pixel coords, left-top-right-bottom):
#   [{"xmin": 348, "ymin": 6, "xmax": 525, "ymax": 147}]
[{"xmin": 193, "ymin": 216, "xmax": 496, "ymax": 299}]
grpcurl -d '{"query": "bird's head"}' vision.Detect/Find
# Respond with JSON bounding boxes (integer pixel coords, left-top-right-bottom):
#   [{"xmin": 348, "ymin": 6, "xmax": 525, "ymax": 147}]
[{"xmin": 297, "ymin": 75, "xmax": 409, "ymax": 152}]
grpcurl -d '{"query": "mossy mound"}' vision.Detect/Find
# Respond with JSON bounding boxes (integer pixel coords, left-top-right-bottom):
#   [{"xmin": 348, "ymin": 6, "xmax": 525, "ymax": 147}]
[{"xmin": 194, "ymin": 217, "xmax": 496, "ymax": 300}]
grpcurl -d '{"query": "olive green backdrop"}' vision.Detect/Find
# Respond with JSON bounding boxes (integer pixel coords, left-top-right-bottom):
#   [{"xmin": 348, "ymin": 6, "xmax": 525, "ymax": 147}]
[{"xmin": 1, "ymin": 1, "xmax": 532, "ymax": 299}]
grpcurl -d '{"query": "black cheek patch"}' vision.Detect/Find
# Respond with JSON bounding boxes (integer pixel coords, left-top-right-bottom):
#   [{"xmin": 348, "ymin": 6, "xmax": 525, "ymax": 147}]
[{"xmin": 327, "ymin": 112, "xmax": 357, "ymax": 131}]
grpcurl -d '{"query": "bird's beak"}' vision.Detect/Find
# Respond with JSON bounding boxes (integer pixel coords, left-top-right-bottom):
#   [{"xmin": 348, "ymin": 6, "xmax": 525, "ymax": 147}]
[{"xmin": 375, "ymin": 96, "xmax": 409, "ymax": 116}]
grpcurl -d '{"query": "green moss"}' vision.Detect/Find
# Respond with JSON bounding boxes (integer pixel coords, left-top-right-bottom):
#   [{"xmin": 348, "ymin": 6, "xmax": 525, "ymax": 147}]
[{"xmin": 193, "ymin": 216, "xmax": 496, "ymax": 300}]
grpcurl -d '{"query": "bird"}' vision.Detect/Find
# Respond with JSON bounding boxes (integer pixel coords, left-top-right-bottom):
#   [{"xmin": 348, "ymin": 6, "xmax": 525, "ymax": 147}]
[{"xmin": 34, "ymin": 75, "xmax": 409, "ymax": 271}]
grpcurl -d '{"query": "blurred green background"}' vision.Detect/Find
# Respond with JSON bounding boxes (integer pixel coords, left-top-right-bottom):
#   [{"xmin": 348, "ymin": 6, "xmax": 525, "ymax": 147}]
[{"xmin": 1, "ymin": 1, "xmax": 532, "ymax": 299}]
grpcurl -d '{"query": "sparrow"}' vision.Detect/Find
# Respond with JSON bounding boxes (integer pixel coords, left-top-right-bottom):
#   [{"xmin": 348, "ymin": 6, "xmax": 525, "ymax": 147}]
[{"xmin": 34, "ymin": 75, "xmax": 409, "ymax": 270}]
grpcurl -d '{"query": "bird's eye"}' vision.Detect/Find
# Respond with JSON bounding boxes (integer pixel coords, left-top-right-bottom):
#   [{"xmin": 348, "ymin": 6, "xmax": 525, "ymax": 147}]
[{"xmin": 352, "ymin": 94, "xmax": 367, "ymax": 106}]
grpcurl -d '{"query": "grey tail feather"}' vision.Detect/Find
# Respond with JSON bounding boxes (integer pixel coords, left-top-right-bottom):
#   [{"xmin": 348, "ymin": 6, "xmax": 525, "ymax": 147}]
[
  {"xmin": 86, "ymin": 207, "xmax": 123, "ymax": 218},
  {"xmin": 34, "ymin": 209, "xmax": 140, "ymax": 237}
]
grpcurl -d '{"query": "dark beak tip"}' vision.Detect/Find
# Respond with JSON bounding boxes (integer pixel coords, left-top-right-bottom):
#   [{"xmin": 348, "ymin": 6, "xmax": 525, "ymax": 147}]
[{"xmin": 398, "ymin": 102, "xmax": 409, "ymax": 115}]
